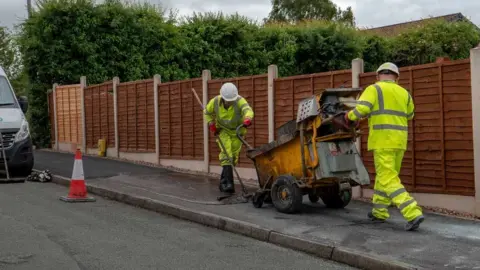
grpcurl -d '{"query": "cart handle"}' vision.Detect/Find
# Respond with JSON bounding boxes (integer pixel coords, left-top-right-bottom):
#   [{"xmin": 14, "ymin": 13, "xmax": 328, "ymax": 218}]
[{"xmin": 236, "ymin": 125, "xmax": 254, "ymax": 150}]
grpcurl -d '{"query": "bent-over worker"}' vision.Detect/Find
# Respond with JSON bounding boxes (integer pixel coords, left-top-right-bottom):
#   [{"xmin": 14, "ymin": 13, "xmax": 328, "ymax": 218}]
[
  {"xmin": 204, "ymin": 82, "xmax": 254, "ymax": 194},
  {"xmin": 345, "ymin": 62, "xmax": 424, "ymax": 231}
]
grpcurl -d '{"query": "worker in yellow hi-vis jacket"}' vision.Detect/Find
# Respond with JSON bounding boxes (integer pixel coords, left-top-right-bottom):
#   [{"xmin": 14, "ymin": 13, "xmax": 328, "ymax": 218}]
[
  {"xmin": 204, "ymin": 82, "xmax": 254, "ymax": 194},
  {"xmin": 345, "ymin": 62, "xmax": 424, "ymax": 231}
]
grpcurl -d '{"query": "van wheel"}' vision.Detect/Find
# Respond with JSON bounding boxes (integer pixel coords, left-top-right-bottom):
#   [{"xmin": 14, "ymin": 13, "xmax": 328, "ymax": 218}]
[{"xmin": 10, "ymin": 163, "xmax": 34, "ymax": 178}]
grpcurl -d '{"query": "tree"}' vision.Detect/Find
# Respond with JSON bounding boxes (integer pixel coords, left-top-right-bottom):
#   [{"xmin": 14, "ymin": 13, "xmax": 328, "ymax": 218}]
[
  {"xmin": 0, "ymin": 26, "xmax": 27, "ymax": 96},
  {"xmin": 18, "ymin": 0, "xmax": 182, "ymax": 147},
  {"xmin": 266, "ymin": 0, "xmax": 355, "ymax": 26},
  {"xmin": 0, "ymin": 26, "xmax": 16, "ymax": 77}
]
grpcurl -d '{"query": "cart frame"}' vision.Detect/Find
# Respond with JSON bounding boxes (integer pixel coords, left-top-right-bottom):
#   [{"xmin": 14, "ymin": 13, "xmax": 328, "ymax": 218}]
[{"xmin": 236, "ymin": 88, "xmax": 370, "ymax": 213}]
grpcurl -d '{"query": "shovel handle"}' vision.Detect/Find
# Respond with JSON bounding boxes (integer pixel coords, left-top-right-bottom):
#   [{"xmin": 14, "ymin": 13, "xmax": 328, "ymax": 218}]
[
  {"xmin": 191, "ymin": 88, "xmax": 204, "ymax": 110},
  {"xmin": 236, "ymin": 125, "xmax": 253, "ymax": 150}
]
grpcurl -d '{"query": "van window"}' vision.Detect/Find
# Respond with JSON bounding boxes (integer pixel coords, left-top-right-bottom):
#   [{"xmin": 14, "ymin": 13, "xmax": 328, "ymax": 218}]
[{"xmin": 0, "ymin": 76, "xmax": 16, "ymax": 105}]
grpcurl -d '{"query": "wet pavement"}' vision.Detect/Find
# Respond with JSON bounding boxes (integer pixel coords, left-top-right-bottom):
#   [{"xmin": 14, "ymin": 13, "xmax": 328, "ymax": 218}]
[{"xmin": 35, "ymin": 150, "xmax": 480, "ymax": 270}]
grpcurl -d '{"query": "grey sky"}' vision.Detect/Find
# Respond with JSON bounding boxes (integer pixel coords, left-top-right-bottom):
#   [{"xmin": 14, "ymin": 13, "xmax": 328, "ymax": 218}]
[{"xmin": 1, "ymin": 0, "xmax": 479, "ymax": 30}]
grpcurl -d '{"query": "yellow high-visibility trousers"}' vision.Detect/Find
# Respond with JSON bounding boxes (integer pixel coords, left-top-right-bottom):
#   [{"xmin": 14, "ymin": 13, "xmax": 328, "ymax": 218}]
[
  {"xmin": 217, "ymin": 130, "xmax": 243, "ymax": 166},
  {"xmin": 371, "ymin": 149, "xmax": 423, "ymax": 221}
]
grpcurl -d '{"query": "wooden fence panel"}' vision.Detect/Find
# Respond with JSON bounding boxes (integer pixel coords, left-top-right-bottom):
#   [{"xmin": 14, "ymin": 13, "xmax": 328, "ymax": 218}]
[
  {"xmin": 442, "ymin": 60, "xmax": 473, "ymax": 194},
  {"xmin": 273, "ymin": 70, "xmax": 352, "ymax": 135},
  {"xmin": 55, "ymin": 84, "xmax": 82, "ymax": 145},
  {"xmin": 117, "ymin": 79, "xmax": 155, "ymax": 152},
  {"xmin": 359, "ymin": 59, "xmax": 474, "ymax": 196},
  {"xmin": 84, "ymin": 81, "xmax": 114, "ymax": 148},
  {"xmin": 158, "ymin": 78, "xmax": 203, "ymax": 160},
  {"xmin": 207, "ymin": 75, "xmax": 268, "ymax": 167}
]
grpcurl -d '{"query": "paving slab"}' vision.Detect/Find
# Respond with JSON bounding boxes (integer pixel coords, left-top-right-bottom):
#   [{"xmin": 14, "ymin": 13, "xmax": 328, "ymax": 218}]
[{"xmin": 34, "ymin": 150, "xmax": 480, "ymax": 270}]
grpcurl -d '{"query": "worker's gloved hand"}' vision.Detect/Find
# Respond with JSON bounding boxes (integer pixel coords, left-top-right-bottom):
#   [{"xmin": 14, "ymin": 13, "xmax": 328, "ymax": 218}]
[
  {"xmin": 344, "ymin": 112, "xmax": 350, "ymax": 123},
  {"xmin": 209, "ymin": 122, "xmax": 217, "ymax": 134},
  {"xmin": 344, "ymin": 111, "xmax": 360, "ymax": 129},
  {"xmin": 243, "ymin": 118, "xmax": 252, "ymax": 127}
]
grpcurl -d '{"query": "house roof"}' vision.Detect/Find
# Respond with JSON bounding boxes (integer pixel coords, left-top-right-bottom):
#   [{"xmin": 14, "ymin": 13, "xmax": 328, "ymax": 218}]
[{"xmin": 360, "ymin": 13, "xmax": 469, "ymax": 37}]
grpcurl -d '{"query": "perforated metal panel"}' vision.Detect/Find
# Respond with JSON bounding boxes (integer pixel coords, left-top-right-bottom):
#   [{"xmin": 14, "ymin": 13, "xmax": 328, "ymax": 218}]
[{"xmin": 296, "ymin": 96, "xmax": 319, "ymax": 123}]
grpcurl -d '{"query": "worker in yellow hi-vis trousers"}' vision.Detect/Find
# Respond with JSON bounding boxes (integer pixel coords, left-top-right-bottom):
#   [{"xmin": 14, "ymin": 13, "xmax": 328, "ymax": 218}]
[
  {"xmin": 344, "ymin": 62, "xmax": 424, "ymax": 231},
  {"xmin": 204, "ymin": 82, "xmax": 254, "ymax": 194}
]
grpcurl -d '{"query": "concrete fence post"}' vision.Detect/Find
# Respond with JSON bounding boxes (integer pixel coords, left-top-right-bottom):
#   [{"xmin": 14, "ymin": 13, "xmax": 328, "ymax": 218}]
[
  {"xmin": 351, "ymin": 58, "xmax": 364, "ymax": 154},
  {"xmin": 46, "ymin": 89, "xmax": 52, "ymax": 148},
  {"xmin": 470, "ymin": 47, "xmax": 480, "ymax": 217},
  {"xmin": 80, "ymin": 76, "xmax": 87, "ymax": 153},
  {"xmin": 351, "ymin": 58, "xmax": 364, "ymax": 199},
  {"xmin": 113, "ymin": 77, "xmax": 120, "ymax": 158},
  {"xmin": 53, "ymin": 83, "xmax": 59, "ymax": 151},
  {"xmin": 268, "ymin": 65, "xmax": 278, "ymax": 142},
  {"xmin": 202, "ymin": 70, "xmax": 211, "ymax": 173},
  {"xmin": 154, "ymin": 74, "xmax": 161, "ymax": 164}
]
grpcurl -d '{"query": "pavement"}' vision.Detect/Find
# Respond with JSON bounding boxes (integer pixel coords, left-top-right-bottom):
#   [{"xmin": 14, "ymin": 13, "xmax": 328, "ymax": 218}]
[
  {"xmin": 0, "ymin": 181, "xmax": 354, "ymax": 270},
  {"xmin": 34, "ymin": 150, "xmax": 480, "ymax": 270}
]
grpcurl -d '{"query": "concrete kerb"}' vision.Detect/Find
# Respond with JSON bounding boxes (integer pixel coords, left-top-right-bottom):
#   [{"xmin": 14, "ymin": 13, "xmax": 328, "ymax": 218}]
[{"xmin": 41, "ymin": 170, "xmax": 421, "ymax": 270}]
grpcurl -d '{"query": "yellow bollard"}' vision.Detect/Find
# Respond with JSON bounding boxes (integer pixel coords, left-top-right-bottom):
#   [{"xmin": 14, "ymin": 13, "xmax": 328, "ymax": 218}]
[{"xmin": 98, "ymin": 139, "xmax": 106, "ymax": 157}]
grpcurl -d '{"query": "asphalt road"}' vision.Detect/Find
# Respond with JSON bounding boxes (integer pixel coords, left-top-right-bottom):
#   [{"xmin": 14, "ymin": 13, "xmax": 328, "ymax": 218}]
[{"xmin": 0, "ymin": 182, "xmax": 356, "ymax": 270}]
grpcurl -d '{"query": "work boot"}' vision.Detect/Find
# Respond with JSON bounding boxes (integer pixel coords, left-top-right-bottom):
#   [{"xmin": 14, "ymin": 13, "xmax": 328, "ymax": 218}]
[
  {"xmin": 223, "ymin": 165, "xmax": 235, "ymax": 194},
  {"xmin": 219, "ymin": 166, "xmax": 228, "ymax": 192},
  {"xmin": 367, "ymin": 211, "xmax": 386, "ymax": 222},
  {"xmin": 405, "ymin": 215, "xmax": 424, "ymax": 231}
]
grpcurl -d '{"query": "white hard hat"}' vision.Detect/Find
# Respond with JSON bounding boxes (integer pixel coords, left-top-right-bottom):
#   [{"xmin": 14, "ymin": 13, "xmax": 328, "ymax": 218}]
[
  {"xmin": 220, "ymin": 82, "xmax": 239, "ymax": 102},
  {"xmin": 377, "ymin": 62, "xmax": 399, "ymax": 76}
]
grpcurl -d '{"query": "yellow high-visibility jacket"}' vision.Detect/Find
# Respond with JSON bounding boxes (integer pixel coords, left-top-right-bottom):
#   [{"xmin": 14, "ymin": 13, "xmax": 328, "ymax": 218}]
[
  {"xmin": 204, "ymin": 95, "xmax": 254, "ymax": 133},
  {"xmin": 347, "ymin": 80, "xmax": 414, "ymax": 151}
]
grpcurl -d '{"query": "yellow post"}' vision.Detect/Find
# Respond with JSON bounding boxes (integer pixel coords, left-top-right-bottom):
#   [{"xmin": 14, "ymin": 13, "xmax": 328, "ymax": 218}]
[{"xmin": 98, "ymin": 139, "xmax": 106, "ymax": 157}]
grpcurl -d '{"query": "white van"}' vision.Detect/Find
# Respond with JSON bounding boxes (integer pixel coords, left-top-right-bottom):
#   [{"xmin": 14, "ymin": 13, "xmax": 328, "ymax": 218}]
[{"xmin": 0, "ymin": 66, "xmax": 34, "ymax": 178}]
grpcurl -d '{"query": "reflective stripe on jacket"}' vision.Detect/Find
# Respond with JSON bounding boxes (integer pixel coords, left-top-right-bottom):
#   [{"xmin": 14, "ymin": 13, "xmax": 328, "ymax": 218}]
[
  {"xmin": 347, "ymin": 81, "xmax": 414, "ymax": 150},
  {"xmin": 204, "ymin": 95, "xmax": 254, "ymax": 130}
]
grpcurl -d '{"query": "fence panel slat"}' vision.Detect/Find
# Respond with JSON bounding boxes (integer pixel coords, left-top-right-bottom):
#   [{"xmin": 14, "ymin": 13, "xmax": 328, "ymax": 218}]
[
  {"xmin": 84, "ymin": 81, "xmax": 114, "ymax": 148},
  {"xmin": 55, "ymin": 84, "xmax": 82, "ymax": 146},
  {"xmin": 158, "ymin": 78, "xmax": 203, "ymax": 160}
]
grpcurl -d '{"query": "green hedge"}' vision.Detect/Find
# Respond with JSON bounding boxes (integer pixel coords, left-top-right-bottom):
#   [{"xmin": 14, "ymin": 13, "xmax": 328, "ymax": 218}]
[{"xmin": 17, "ymin": 0, "xmax": 480, "ymax": 147}]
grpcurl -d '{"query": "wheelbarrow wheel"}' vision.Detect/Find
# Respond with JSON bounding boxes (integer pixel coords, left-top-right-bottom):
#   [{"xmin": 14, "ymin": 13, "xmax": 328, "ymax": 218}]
[
  {"xmin": 321, "ymin": 188, "xmax": 352, "ymax": 209},
  {"xmin": 308, "ymin": 193, "xmax": 320, "ymax": 203},
  {"xmin": 252, "ymin": 191, "xmax": 266, "ymax": 208},
  {"xmin": 264, "ymin": 194, "xmax": 272, "ymax": 204},
  {"xmin": 271, "ymin": 175, "xmax": 303, "ymax": 214}
]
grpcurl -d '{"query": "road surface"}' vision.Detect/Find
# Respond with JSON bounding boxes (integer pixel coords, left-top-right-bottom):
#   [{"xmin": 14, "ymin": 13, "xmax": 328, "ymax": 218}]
[{"xmin": 0, "ymin": 181, "xmax": 356, "ymax": 270}]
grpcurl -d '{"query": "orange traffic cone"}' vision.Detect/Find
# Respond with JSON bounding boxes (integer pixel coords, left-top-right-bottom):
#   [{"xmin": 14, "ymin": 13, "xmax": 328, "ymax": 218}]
[{"xmin": 60, "ymin": 149, "xmax": 95, "ymax": 202}]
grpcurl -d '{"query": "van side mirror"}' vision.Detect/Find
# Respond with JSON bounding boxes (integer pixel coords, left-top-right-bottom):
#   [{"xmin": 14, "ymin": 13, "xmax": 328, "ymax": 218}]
[{"xmin": 17, "ymin": 96, "xmax": 28, "ymax": 113}]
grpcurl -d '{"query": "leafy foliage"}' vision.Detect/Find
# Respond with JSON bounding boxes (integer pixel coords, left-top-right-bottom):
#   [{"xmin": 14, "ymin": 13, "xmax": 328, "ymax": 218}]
[
  {"xmin": 266, "ymin": 0, "xmax": 355, "ymax": 26},
  {"xmin": 0, "ymin": 26, "xmax": 27, "ymax": 96},
  {"xmin": 15, "ymin": 0, "xmax": 480, "ymax": 146},
  {"xmin": 0, "ymin": 26, "xmax": 16, "ymax": 76},
  {"xmin": 18, "ymin": 0, "xmax": 180, "ymax": 146},
  {"xmin": 388, "ymin": 20, "xmax": 480, "ymax": 67},
  {"xmin": 177, "ymin": 12, "xmax": 268, "ymax": 79}
]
